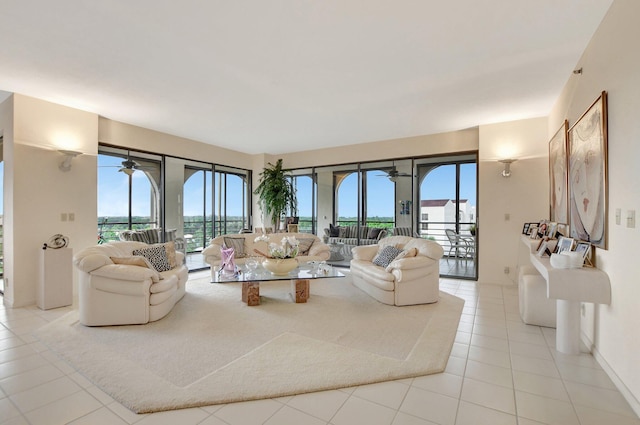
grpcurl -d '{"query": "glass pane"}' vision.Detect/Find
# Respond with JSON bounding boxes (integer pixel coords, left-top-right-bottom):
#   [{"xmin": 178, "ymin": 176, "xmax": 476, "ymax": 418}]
[
  {"xmin": 336, "ymin": 172, "xmax": 357, "ymax": 226},
  {"xmin": 294, "ymin": 175, "xmax": 314, "ymax": 233},
  {"xmin": 98, "ymin": 154, "xmax": 131, "ymax": 242},
  {"xmin": 365, "ymin": 170, "xmax": 394, "ymax": 230},
  {"xmin": 459, "ymin": 163, "xmax": 477, "ymax": 234},
  {"xmin": 225, "ymin": 174, "xmax": 246, "ymax": 234},
  {"xmin": 184, "ymin": 169, "xmax": 205, "ymax": 252},
  {"xmin": 131, "ymin": 172, "xmax": 154, "ymax": 227}
]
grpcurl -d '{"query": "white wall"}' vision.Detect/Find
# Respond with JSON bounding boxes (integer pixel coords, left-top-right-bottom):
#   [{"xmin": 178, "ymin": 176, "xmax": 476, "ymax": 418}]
[
  {"xmin": 477, "ymin": 117, "xmax": 549, "ymax": 285},
  {"xmin": 5, "ymin": 94, "xmax": 98, "ymax": 307},
  {"xmin": 549, "ymin": 0, "xmax": 640, "ymax": 412}
]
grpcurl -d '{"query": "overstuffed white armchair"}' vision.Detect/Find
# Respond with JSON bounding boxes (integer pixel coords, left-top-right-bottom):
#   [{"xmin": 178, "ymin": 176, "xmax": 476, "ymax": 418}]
[
  {"xmin": 350, "ymin": 236, "xmax": 444, "ymax": 306},
  {"xmin": 74, "ymin": 241, "xmax": 188, "ymax": 326}
]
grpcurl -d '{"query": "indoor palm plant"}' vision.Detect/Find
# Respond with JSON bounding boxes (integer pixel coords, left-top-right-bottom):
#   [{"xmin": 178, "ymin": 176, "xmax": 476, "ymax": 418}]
[{"xmin": 254, "ymin": 159, "xmax": 297, "ymax": 231}]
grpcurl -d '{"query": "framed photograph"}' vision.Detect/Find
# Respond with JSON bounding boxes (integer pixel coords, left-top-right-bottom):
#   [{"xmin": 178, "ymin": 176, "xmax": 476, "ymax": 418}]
[
  {"xmin": 556, "ymin": 223, "xmax": 568, "ymax": 238},
  {"xmin": 536, "ymin": 239, "xmax": 550, "ymax": 257},
  {"xmin": 574, "ymin": 241, "xmax": 593, "ymax": 262},
  {"xmin": 547, "ymin": 222, "xmax": 558, "ymax": 238},
  {"xmin": 549, "ymin": 120, "xmax": 569, "ymax": 224},
  {"xmin": 528, "ymin": 223, "xmax": 539, "ymax": 239},
  {"xmin": 522, "ymin": 223, "xmax": 531, "ymax": 235},
  {"xmin": 537, "ymin": 221, "xmax": 549, "ymax": 237},
  {"xmin": 569, "ymin": 91, "xmax": 608, "ymax": 249},
  {"xmin": 556, "ymin": 236, "xmax": 575, "ymax": 254}
]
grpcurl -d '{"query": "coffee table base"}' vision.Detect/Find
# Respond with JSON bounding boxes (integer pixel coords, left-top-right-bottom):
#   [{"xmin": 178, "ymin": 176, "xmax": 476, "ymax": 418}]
[{"xmin": 242, "ymin": 279, "xmax": 310, "ymax": 306}]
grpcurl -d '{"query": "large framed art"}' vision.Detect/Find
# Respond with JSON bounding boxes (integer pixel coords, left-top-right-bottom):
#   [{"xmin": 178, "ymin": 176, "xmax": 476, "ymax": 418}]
[
  {"xmin": 549, "ymin": 120, "xmax": 569, "ymax": 224},
  {"xmin": 568, "ymin": 91, "xmax": 608, "ymax": 249}
]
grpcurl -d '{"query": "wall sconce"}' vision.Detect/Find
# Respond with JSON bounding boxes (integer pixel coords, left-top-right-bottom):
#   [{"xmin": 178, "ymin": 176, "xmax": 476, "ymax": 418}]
[
  {"xmin": 399, "ymin": 200, "xmax": 412, "ymax": 215},
  {"xmin": 498, "ymin": 159, "xmax": 516, "ymax": 178},
  {"xmin": 58, "ymin": 150, "xmax": 82, "ymax": 172}
]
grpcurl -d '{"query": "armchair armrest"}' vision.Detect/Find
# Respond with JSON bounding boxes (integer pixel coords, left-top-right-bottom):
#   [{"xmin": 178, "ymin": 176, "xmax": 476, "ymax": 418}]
[
  {"xmin": 352, "ymin": 245, "xmax": 378, "ymax": 261},
  {"xmin": 75, "ymin": 254, "xmax": 112, "ymax": 273},
  {"xmin": 202, "ymin": 243, "xmax": 222, "ymax": 259},
  {"xmin": 90, "ymin": 264, "xmax": 161, "ymax": 283},
  {"xmin": 385, "ymin": 256, "xmax": 433, "ymax": 272}
]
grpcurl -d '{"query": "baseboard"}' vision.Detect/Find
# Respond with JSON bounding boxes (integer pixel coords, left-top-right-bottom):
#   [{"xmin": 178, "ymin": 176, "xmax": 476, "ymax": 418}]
[{"xmin": 583, "ymin": 333, "xmax": 640, "ymax": 417}]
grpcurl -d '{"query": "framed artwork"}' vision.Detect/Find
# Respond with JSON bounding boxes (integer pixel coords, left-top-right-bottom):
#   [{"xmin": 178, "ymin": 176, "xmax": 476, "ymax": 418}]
[
  {"xmin": 568, "ymin": 91, "xmax": 608, "ymax": 249},
  {"xmin": 549, "ymin": 120, "xmax": 569, "ymax": 223},
  {"xmin": 522, "ymin": 223, "xmax": 531, "ymax": 235}
]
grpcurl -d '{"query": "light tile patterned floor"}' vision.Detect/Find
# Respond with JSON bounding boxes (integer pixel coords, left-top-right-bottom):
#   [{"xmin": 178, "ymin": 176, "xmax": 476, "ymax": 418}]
[{"xmin": 1, "ymin": 274, "xmax": 639, "ymax": 425}]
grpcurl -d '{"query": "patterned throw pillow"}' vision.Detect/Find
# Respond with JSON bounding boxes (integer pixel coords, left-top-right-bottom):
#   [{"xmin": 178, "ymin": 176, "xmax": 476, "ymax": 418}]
[
  {"xmin": 372, "ymin": 245, "xmax": 404, "ymax": 268},
  {"xmin": 297, "ymin": 238, "xmax": 315, "ymax": 255},
  {"xmin": 223, "ymin": 237, "xmax": 246, "ymax": 258},
  {"xmin": 132, "ymin": 245, "xmax": 172, "ymax": 272}
]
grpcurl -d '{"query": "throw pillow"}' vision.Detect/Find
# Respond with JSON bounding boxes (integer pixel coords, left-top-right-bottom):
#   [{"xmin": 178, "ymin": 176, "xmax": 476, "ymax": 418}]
[
  {"xmin": 384, "ymin": 248, "xmax": 418, "ymax": 272},
  {"xmin": 329, "ymin": 223, "xmax": 340, "ymax": 237},
  {"xmin": 338, "ymin": 226, "xmax": 348, "ymax": 238},
  {"xmin": 160, "ymin": 241, "xmax": 177, "ymax": 268},
  {"xmin": 132, "ymin": 245, "xmax": 172, "ymax": 272},
  {"xmin": 372, "ymin": 245, "xmax": 403, "ymax": 268},
  {"xmin": 368, "ymin": 227, "xmax": 383, "ymax": 240},
  {"xmin": 223, "ymin": 237, "xmax": 246, "ymax": 258},
  {"xmin": 297, "ymin": 238, "xmax": 315, "ymax": 255}
]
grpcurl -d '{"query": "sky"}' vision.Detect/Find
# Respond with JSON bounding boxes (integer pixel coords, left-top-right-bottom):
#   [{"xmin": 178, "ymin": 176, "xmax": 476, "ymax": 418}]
[{"xmin": 97, "ymin": 155, "xmax": 476, "ymax": 219}]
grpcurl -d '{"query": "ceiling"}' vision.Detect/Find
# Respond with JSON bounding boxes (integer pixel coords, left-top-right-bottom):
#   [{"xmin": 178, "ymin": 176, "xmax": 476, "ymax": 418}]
[{"xmin": 0, "ymin": 1, "xmax": 613, "ymax": 155}]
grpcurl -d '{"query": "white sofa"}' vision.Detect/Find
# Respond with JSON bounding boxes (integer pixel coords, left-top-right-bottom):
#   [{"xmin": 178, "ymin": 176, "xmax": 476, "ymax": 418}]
[
  {"xmin": 74, "ymin": 241, "xmax": 188, "ymax": 326},
  {"xmin": 350, "ymin": 235, "xmax": 444, "ymax": 306},
  {"xmin": 202, "ymin": 232, "xmax": 331, "ymax": 279}
]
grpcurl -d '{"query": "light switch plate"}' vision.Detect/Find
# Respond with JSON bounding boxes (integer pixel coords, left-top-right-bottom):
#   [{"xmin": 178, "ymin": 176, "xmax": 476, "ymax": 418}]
[{"xmin": 627, "ymin": 210, "xmax": 636, "ymax": 228}]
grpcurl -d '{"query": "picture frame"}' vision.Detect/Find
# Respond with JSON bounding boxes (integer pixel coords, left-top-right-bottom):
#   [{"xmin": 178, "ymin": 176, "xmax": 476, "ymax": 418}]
[
  {"xmin": 536, "ymin": 239, "xmax": 551, "ymax": 257},
  {"xmin": 556, "ymin": 236, "xmax": 575, "ymax": 254},
  {"xmin": 547, "ymin": 222, "xmax": 558, "ymax": 239},
  {"xmin": 522, "ymin": 223, "xmax": 531, "ymax": 235},
  {"xmin": 568, "ymin": 91, "xmax": 608, "ymax": 249},
  {"xmin": 528, "ymin": 223, "xmax": 539, "ymax": 239},
  {"xmin": 574, "ymin": 241, "xmax": 594, "ymax": 266},
  {"xmin": 549, "ymin": 120, "xmax": 569, "ymax": 224}
]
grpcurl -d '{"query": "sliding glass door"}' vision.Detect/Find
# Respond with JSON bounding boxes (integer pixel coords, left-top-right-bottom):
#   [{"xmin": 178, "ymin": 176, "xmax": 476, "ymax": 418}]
[{"xmin": 417, "ymin": 154, "xmax": 477, "ymax": 279}]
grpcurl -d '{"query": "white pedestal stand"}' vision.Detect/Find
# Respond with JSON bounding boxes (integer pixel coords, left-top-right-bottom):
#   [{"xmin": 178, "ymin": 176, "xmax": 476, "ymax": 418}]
[{"xmin": 38, "ymin": 247, "xmax": 73, "ymax": 310}]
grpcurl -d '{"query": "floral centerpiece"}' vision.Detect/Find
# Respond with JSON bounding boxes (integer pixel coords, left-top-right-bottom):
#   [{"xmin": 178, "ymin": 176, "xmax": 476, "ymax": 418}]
[
  {"xmin": 254, "ymin": 235, "xmax": 300, "ymax": 275},
  {"xmin": 253, "ymin": 235, "xmax": 300, "ymax": 258}
]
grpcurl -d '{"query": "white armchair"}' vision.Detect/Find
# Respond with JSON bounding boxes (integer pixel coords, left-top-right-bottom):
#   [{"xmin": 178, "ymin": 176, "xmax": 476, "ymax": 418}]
[
  {"xmin": 74, "ymin": 241, "xmax": 188, "ymax": 326},
  {"xmin": 350, "ymin": 236, "xmax": 444, "ymax": 306}
]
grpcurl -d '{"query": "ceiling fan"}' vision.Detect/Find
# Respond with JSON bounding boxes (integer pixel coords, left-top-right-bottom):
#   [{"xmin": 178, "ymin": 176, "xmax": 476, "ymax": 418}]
[
  {"xmin": 100, "ymin": 151, "xmax": 155, "ymax": 176},
  {"xmin": 377, "ymin": 162, "xmax": 412, "ymax": 181}
]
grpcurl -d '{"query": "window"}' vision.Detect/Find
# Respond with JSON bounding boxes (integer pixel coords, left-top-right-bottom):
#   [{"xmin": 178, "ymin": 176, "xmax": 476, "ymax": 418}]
[
  {"xmin": 98, "ymin": 148, "xmax": 161, "ymax": 242},
  {"xmin": 291, "ymin": 173, "xmax": 316, "ymax": 233}
]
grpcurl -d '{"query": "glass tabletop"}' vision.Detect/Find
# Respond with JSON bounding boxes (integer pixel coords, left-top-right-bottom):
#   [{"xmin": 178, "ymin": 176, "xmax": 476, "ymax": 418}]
[{"xmin": 211, "ymin": 261, "xmax": 345, "ymax": 283}]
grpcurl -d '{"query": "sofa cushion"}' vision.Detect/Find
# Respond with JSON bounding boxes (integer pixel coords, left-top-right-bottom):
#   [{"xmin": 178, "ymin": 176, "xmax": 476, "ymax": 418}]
[
  {"xmin": 110, "ymin": 256, "xmax": 163, "ymax": 280},
  {"xmin": 223, "ymin": 237, "xmax": 247, "ymax": 258},
  {"xmin": 133, "ymin": 245, "xmax": 172, "ymax": 272},
  {"xmin": 373, "ymin": 245, "xmax": 403, "ymax": 268},
  {"xmin": 368, "ymin": 227, "xmax": 383, "ymax": 240},
  {"xmin": 297, "ymin": 238, "xmax": 315, "ymax": 255}
]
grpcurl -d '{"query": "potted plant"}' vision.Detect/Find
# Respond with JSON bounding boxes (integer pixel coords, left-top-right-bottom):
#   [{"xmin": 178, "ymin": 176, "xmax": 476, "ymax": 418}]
[{"xmin": 254, "ymin": 159, "xmax": 298, "ymax": 231}]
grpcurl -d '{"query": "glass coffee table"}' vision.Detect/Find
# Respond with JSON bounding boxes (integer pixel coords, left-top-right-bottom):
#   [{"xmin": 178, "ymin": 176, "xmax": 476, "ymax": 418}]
[{"xmin": 211, "ymin": 262, "xmax": 345, "ymax": 306}]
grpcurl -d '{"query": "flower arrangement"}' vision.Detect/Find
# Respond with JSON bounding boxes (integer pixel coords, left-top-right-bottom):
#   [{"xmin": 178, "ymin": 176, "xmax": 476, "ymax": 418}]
[{"xmin": 254, "ymin": 235, "xmax": 300, "ymax": 259}]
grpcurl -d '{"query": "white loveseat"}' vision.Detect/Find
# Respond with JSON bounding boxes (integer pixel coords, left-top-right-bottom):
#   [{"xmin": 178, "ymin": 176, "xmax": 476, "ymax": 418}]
[
  {"xmin": 74, "ymin": 241, "xmax": 188, "ymax": 326},
  {"xmin": 350, "ymin": 235, "xmax": 444, "ymax": 306},
  {"xmin": 202, "ymin": 232, "xmax": 331, "ymax": 279}
]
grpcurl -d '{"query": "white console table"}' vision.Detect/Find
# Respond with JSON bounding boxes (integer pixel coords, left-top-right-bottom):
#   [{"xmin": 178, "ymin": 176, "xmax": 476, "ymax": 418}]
[{"xmin": 520, "ymin": 236, "xmax": 611, "ymax": 354}]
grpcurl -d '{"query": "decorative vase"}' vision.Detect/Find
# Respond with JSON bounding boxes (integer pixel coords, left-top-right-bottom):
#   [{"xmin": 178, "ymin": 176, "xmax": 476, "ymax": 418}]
[{"xmin": 262, "ymin": 257, "xmax": 298, "ymax": 275}]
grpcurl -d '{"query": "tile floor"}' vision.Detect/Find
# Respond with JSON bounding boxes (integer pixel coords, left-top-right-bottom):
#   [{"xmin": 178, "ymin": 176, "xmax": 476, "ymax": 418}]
[{"xmin": 1, "ymin": 274, "xmax": 639, "ymax": 425}]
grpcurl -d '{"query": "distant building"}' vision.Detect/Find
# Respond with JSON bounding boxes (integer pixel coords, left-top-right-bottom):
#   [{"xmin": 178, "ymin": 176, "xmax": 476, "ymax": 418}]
[{"xmin": 419, "ymin": 199, "xmax": 475, "ymax": 239}]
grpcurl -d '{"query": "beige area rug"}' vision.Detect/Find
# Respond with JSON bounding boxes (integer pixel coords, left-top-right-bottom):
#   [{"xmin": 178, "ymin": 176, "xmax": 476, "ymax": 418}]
[{"xmin": 36, "ymin": 274, "xmax": 464, "ymax": 413}]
